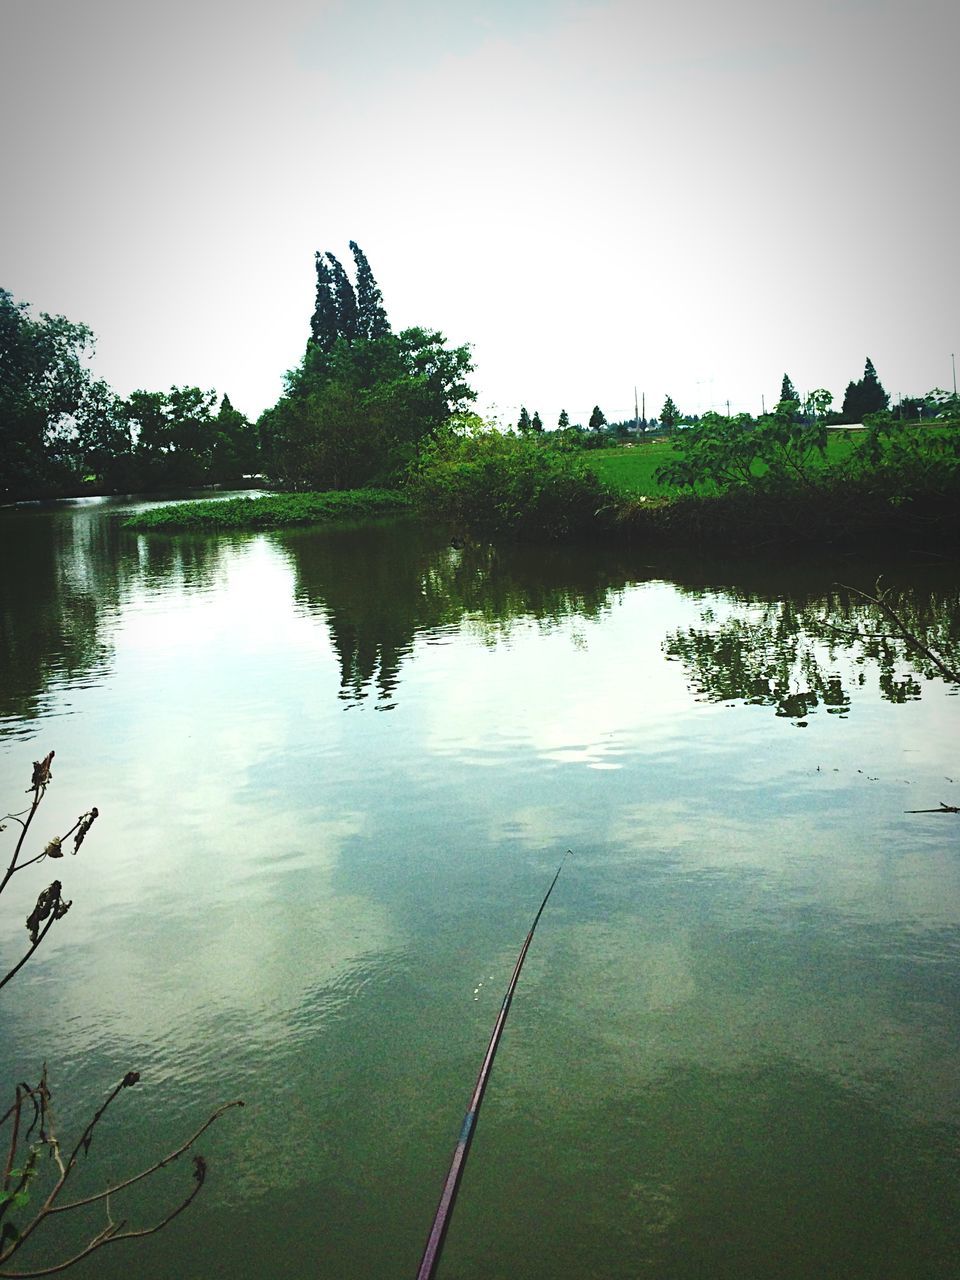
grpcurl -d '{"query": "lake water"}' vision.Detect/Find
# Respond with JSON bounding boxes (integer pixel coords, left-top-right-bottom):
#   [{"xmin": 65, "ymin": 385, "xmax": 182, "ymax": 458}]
[{"xmin": 1, "ymin": 496, "xmax": 958, "ymax": 1279}]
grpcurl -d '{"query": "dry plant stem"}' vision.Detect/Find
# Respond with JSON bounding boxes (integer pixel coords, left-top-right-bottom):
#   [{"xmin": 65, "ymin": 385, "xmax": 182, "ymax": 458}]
[
  {"xmin": 0, "ymin": 1166, "xmax": 207, "ymax": 1278},
  {"xmin": 1, "ymin": 1088, "xmax": 25, "ymax": 1189},
  {"xmin": 2, "ymin": 756, "xmax": 243, "ymax": 1277},
  {"xmin": 904, "ymin": 802, "xmax": 960, "ymax": 815},
  {"xmin": 0, "ymin": 909, "xmax": 62, "ymax": 993},
  {"xmin": 0, "ymin": 787, "xmax": 44, "ymax": 898},
  {"xmin": 0, "ymin": 1076, "xmax": 243, "ymax": 1278},
  {"xmin": 49, "ymin": 1100, "xmax": 243, "ymax": 1213}
]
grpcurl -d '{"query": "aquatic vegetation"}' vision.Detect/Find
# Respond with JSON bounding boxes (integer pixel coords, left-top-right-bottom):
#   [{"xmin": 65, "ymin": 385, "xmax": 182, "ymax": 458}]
[{"xmin": 123, "ymin": 487, "xmax": 410, "ymax": 531}]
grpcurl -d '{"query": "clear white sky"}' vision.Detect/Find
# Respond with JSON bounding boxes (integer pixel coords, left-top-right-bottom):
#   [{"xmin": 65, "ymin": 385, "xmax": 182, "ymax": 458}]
[{"xmin": 2, "ymin": 0, "xmax": 957, "ymax": 426}]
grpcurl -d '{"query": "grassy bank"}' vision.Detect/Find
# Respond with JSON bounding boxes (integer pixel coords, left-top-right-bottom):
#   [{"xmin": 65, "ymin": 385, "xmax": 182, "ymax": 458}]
[
  {"xmin": 122, "ymin": 425, "xmax": 960, "ymax": 553},
  {"xmin": 123, "ymin": 488, "xmax": 410, "ymax": 531}
]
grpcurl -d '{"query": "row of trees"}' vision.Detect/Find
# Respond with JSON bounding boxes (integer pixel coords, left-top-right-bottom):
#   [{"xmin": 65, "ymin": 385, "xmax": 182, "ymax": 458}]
[
  {"xmin": 1, "ymin": 244, "xmax": 476, "ymax": 499},
  {"xmin": 515, "ymin": 358, "xmax": 956, "ymax": 448},
  {"xmin": 0, "ymin": 288, "xmax": 260, "ymax": 497},
  {"xmin": 3, "ymin": 268, "xmax": 956, "ymax": 499}
]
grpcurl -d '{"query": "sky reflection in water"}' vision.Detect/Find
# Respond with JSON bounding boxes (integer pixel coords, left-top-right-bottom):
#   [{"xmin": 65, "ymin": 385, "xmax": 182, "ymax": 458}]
[{"xmin": 0, "ymin": 507, "xmax": 958, "ymax": 1279}]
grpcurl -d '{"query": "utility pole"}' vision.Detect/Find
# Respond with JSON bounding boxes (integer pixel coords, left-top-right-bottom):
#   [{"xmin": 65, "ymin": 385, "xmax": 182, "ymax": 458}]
[
  {"xmin": 726, "ymin": 399, "xmax": 730, "ymax": 419},
  {"xmin": 952, "ymin": 352, "xmax": 957, "ymax": 396},
  {"xmin": 761, "ymin": 393, "xmax": 766, "ymax": 415},
  {"xmin": 634, "ymin": 386, "xmax": 639, "ymax": 434}
]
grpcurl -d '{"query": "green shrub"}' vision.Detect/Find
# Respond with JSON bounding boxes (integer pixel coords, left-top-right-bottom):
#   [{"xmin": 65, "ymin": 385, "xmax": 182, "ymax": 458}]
[
  {"xmin": 409, "ymin": 426, "xmax": 615, "ymax": 540},
  {"xmin": 848, "ymin": 419, "xmax": 960, "ymax": 498},
  {"xmin": 654, "ymin": 408, "xmax": 828, "ymax": 494}
]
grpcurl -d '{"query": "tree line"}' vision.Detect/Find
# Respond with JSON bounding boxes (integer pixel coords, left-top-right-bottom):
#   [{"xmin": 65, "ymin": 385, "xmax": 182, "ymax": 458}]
[
  {"xmin": 3, "ymin": 257, "xmax": 956, "ymax": 502},
  {"xmin": 515, "ymin": 358, "xmax": 958, "ymax": 445},
  {"xmin": 0, "ymin": 244, "xmax": 474, "ymax": 500}
]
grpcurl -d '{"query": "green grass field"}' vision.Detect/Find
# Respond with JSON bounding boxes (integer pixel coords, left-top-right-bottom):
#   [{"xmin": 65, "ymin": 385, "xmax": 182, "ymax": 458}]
[{"xmin": 582, "ymin": 431, "xmax": 868, "ymax": 497}]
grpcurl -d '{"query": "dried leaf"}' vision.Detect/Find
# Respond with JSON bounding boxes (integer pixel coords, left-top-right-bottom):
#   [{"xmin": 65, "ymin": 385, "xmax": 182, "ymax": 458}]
[
  {"xmin": 44, "ymin": 837, "xmax": 63, "ymax": 859},
  {"xmin": 73, "ymin": 807, "xmax": 99, "ymax": 853},
  {"xmin": 25, "ymin": 882, "xmax": 71, "ymax": 944},
  {"xmin": 29, "ymin": 751, "xmax": 55, "ymax": 791}
]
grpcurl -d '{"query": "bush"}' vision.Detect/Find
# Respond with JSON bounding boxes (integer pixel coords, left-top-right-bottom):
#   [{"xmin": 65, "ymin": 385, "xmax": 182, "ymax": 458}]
[
  {"xmin": 654, "ymin": 408, "xmax": 828, "ymax": 494},
  {"xmin": 848, "ymin": 418, "xmax": 960, "ymax": 499},
  {"xmin": 409, "ymin": 426, "xmax": 615, "ymax": 540}
]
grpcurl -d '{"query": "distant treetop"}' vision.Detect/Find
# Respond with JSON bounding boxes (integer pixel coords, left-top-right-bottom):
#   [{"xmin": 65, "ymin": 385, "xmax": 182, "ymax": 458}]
[{"xmin": 309, "ymin": 241, "xmax": 390, "ymax": 351}]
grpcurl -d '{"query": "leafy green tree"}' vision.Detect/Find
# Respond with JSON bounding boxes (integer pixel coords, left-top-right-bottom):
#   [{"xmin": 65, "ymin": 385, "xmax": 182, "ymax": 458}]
[
  {"xmin": 779, "ymin": 373, "xmax": 799, "ymax": 406},
  {"xmin": 74, "ymin": 379, "xmax": 132, "ymax": 485},
  {"xmin": 310, "ymin": 253, "xmax": 339, "ymax": 352},
  {"xmin": 325, "ymin": 252, "xmax": 359, "ymax": 344},
  {"xmin": 349, "ymin": 241, "xmax": 390, "ymax": 341},
  {"xmin": 261, "ymin": 329, "xmax": 475, "ymax": 490},
  {"xmin": 924, "ymin": 388, "xmax": 960, "ymax": 421},
  {"xmin": 805, "ymin": 388, "xmax": 833, "ymax": 422},
  {"xmin": 210, "ymin": 394, "xmax": 259, "ymax": 482},
  {"xmin": 660, "ymin": 396, "xmax": 681, "ymax": 430},
  {"xmin": 531, "ymin": 410, "xmax": 543, "ymax": 433},
  {"xmin": 0, "ymin": 288, "xmax": 96, "ymax": 495},
  {"xmin": 517, "ymin": 406, "xmax": 531, "ymax": 433},
  {"xmin": 125, "ymin": 386, "xmax": 218, "ymax": 486},
  {"xmin": 589, "ymin": 405, "xmax": 606, "ymax": 432},
  {"xmin": 558, "ymin": 409, "xmax": 569, "ymax": 430}
]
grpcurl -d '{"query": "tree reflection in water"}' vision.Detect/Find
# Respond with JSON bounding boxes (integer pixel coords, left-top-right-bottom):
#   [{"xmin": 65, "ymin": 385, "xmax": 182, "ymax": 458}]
[
  {"xmin": 284, "ymin": 523, "xmax": 636, "ymax": 706},
  {"xmin": 663, "ymin": 580, "xmax": 960, "ymax": 722},
  {"xmin": 0, "ymin": 501, "xmax": 229, "ymax": 729}
]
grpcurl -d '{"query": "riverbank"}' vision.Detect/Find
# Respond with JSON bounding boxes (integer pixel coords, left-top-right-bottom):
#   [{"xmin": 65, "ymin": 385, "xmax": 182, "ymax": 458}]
[
  {"xmin": 613, "ymin": 480, "xmax": 960, "ymax": 551},
  {"xmin": 119, "ymin": 478, "xmax": 960, "ymax": 554}
]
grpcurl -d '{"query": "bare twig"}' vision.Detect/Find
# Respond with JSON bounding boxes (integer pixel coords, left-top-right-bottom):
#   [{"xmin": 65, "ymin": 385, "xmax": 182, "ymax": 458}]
[
  {"xmin": 0, "ymin": 1155, "xmax": 208, "ymax": 1277},
  {"xmin": 50, "ymin": 1100, "xmax": 244, "ymax": 1212},
  {"xmin": 1, "ymin": 761, "xmax": 242, "ymax": 1276},
  {"xmin": 0, "ymin": 1073, "xmax": 242, "ymax": 1277},
  {"xmin": 904, "ymin": 802, "xmax": 959, "ymax": 815},
  {"xmin": 1, "ymin": 752, "xmax": 97, "ymax": 991}
]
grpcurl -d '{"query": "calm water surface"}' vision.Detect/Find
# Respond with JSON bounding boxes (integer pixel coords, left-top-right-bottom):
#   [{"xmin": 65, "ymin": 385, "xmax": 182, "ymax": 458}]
[{"xmin": 1, "ymin": 497, "xmax": 958, "ymax": 1279}]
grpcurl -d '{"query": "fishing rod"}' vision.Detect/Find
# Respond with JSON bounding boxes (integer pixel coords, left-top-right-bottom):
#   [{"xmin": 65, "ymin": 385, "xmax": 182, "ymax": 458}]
[{"xmin": 415, "ymin": 856, "xmax": 567, "ymax": 1280}]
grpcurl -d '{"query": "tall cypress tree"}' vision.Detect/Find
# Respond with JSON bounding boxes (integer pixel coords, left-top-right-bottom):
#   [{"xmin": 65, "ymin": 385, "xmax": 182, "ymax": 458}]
[
  {"xmin": 310, "ymin": 252, "xmax": 339, "ymax": 351},
  {"xmin": 779, "ymin": 373, "xmax": 799, "ymax": 405},
  {"xmin": 517, "ymin": 406, "xmax": 531, "ymax": 433},
  {"xmin": 860, "ymin": 357, "xmax": 889, "ymax": 413},
  {"xmin": 841, "ymin": 357, "xmax": 889, "ymax": 421},
  {"xmin": 840, "ymin": 380, "xmax": 861, "ymax": 422},
  {"xmin": 531, "ymin": 410, "xmax": 543, "ymax": 433},
  {"xmin": 325, "ymin": 252, "xmax": 359, "ymax": 343},
  {"xmin": 558, "ymin": 409, "xmax": 569, "ymax": 429},
  {"xmin": 349, "ymin": 241, "xmax": 391, "ymax": 340}
]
